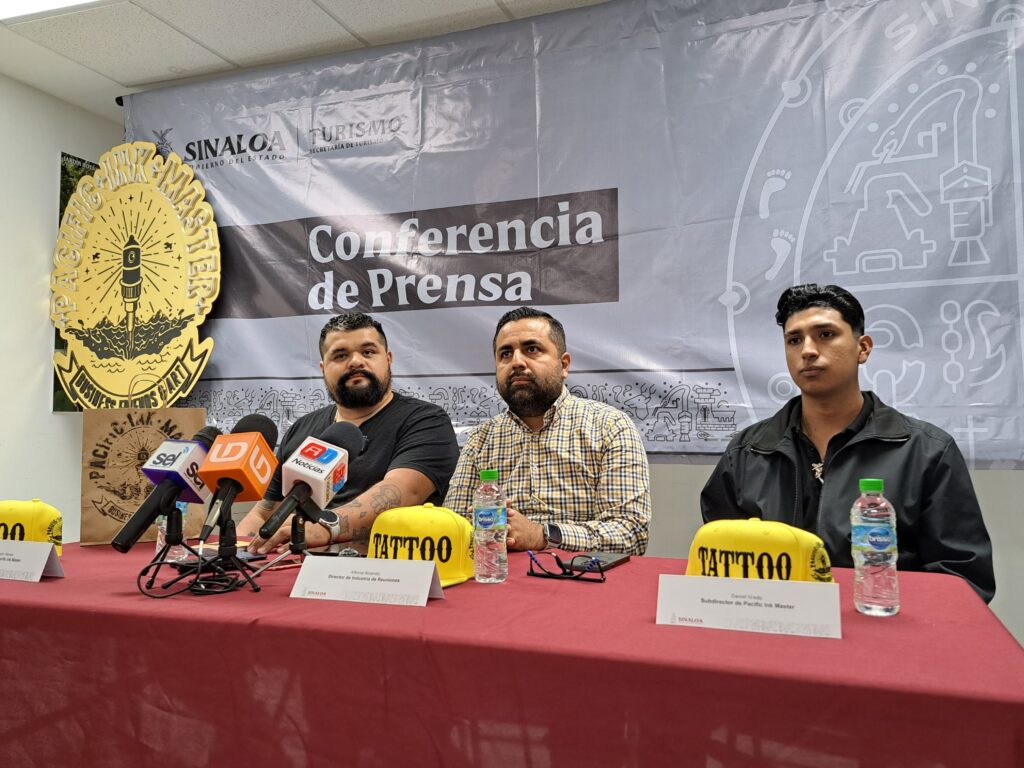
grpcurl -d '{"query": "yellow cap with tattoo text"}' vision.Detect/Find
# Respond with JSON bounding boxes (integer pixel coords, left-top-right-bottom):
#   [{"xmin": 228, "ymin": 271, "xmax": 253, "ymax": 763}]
[
  {"xmin": 0, "ymin": 499, "xmax": 63, "ymax": 555},
  {"xmin": 685, "ymin": 518, "xmax": 832, "ymax": 583},
  {"xmin": 368, "ymin": 504, "xmax": 474, "ymax": 587}
]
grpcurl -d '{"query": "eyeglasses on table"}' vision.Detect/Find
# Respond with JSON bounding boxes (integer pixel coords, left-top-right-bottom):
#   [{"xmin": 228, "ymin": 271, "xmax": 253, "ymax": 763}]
[{"xmin": 526, "ymin": 550, "xmax": 606, "ymax": 582}]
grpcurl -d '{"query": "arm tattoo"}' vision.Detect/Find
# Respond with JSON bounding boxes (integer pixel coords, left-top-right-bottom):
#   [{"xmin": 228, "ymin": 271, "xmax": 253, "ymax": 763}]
[{"xmin": 369, "ymin": 483, "xmax": 402, "ymax": 516}]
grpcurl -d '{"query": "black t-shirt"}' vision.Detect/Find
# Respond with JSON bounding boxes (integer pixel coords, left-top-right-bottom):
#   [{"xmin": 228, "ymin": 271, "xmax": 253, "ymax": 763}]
[
  {"xmin": 265, "ymin": 393, "xmax": 459, "ymax": 507},
  {"xmin": 788, "ymin": 395, "xmax": 874, "ymax": 531}
]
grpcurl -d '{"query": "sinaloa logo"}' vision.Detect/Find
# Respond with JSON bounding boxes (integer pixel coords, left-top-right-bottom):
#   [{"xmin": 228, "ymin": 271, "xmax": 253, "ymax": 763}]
[
  {"xmin": 50, "ymin": 141, "xmax": 220, "ymax": 409},
  {"xmin": 185, "ymin": 131, "xmax": 287, "ymax": 162}
]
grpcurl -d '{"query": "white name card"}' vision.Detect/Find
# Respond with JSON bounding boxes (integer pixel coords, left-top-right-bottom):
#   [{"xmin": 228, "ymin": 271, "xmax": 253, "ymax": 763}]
[
  {"xmin": 290, "ymin": 557, "xmax": 444, "ymax": 606},
  {"xmin": 0, "ymin": 540, "xmax": 65, "ymax": 582},
  {"xmin": 657, "ymin": 574, "xmax": 842, "ymax": 639}
]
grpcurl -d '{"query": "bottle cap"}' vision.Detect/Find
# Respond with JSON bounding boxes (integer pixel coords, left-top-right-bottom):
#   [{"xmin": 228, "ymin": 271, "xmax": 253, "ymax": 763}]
[
  {"xmin": 859, "ymin": 478, "xmax": 884, "ymax": 493},
  {"xmin": 479, "ymin": 469, "xmax": 499, "ymax": 482}
]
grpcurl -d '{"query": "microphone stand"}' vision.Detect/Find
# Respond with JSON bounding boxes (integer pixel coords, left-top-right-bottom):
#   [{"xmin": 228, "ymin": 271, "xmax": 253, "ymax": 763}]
[
  {"xmin": 191, "ymin": 499, "xmax": 262, "ymax": 594},
  {"xmin": 138, "ymin": 495, "xmax": 206, "ymax": 595},
  {"xmin": 250, "ymin": 498, "xmax": 324, "ymax": 578}
]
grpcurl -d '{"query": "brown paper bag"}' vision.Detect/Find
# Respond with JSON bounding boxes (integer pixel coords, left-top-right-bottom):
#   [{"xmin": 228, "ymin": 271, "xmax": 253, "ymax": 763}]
[{"xmin": 81, "ymin": 407, "xmax": 207, "ymax": 545}]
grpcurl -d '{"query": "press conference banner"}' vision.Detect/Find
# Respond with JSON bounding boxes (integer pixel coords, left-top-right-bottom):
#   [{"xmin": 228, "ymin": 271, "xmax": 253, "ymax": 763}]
[{"xmin": 124, "ymin": 0, "xmax": 1024, "ymax": 464}]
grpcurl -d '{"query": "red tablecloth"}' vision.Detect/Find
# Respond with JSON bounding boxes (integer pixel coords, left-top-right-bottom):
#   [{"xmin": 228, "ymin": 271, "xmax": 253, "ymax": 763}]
[{"xmin": 0, "ymin": 545, "xmax": 1021, "ymax": 768}]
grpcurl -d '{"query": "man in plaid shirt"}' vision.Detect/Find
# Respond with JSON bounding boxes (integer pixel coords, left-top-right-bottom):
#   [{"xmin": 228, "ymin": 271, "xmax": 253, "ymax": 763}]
[{"xmin": 445, "ymin": 307, "xmax": 651, "ymax": 555}]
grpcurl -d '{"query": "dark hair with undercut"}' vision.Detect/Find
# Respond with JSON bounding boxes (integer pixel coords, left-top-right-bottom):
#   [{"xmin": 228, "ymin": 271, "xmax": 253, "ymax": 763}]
[
  {"xmin": 318, "ymin": 313, "xmax": 388, "ymax": 357},
  {"xmin": 493, "ymin": 307, "xmax": 567, "ymax": 355},
  {"xmin": 775, "ymin": 284, "xmax": 865, "ymax": 336}
]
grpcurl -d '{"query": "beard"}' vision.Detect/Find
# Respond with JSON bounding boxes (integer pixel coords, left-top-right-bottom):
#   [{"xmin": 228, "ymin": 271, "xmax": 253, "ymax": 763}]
[
  {"xmin": 331, "ymin": 367, "xmax": 390, "ymax": 409},
  {"xmin": 497, "ymin": 369, "xmax": 563, "ymax": 419}
]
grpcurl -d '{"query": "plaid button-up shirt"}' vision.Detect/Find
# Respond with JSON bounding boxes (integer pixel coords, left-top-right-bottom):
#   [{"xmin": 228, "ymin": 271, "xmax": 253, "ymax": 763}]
[{"xmin": 445, "ymin": 388, "xmax": 651, "ymax": 554}]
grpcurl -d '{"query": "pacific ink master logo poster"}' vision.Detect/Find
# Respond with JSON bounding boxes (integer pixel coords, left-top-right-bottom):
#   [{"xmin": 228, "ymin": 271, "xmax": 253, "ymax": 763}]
[
  {"xmin": 53, "ymin": 152, "xmax": 98, "ymax": 412},
  {"xmin": 49, "ymin": 142, "xmax": 221, "ymax": 411}
]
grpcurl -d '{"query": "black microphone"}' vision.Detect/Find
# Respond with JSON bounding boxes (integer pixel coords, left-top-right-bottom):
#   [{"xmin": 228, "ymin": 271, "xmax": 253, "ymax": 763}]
[
  {"xmin": 259, "ymin": 422, "xmax": 364, "ymax": 540},
  {"xmin": 111, "ymin": 425, "xmax": 222, "ymax": 553},
  {"xmin": 197, "ymin": 414, "xmax": 279, "ymax": 544}
]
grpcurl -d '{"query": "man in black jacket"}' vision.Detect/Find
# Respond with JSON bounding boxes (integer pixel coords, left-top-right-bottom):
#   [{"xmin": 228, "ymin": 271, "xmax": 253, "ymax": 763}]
[{"xmin": 700, "ymin": 284, "xmax": 995, "ymax": 602}]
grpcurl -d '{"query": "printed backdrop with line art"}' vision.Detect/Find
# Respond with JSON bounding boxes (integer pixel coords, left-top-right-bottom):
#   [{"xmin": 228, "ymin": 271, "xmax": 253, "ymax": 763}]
[{"xmin": 122, "ymin": 0, "xmax": 1024, "ymax": 464}]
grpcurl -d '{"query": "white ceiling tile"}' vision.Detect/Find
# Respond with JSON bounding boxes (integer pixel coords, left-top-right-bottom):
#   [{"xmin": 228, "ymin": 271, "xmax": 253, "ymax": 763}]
[
  {"xmin": 317, "ymin": 0, "xmax": 507, "ymax": 47},
  {"xmin": 133, "ymin": 0, "xmax": 362, "ymax": 67},
  {"xmin": 500, "ymin": 0, "xmax": 608, "ymax": 21},
  {"xmin": 0, "ymin": 23, "xmax": 124, "ymax": 123},
  {"xmin": 0, "ymin": 0, "xmax": 613, "ymax": 120},
  {"xmin": 9, "ymin": 1, "xmax": 232, "ymax": 87}
]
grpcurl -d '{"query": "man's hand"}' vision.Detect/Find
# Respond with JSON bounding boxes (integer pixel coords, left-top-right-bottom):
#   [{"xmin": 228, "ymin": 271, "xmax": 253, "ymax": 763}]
[
  {"xmin": 248, "ymin": 516, "xmax": 331, "ymax": 554},
  {"xmin": 506, "ymin": 506, "xmax": 545, "ymax": 551}
]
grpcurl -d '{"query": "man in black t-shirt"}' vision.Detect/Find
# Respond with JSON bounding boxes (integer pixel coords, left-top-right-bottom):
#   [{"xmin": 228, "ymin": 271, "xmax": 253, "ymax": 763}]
[{"xmin": 239, "ymin": 313, "xmax": 459, "ymax": 553}]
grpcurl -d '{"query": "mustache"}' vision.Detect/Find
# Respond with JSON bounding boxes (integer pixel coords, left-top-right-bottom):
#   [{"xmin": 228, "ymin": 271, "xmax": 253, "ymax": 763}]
[
  {"xmin": 505, "ymin": 370, "xmax": 536, "ymax": 386},
  {"xmin": 340, "ymin": 369, "xmax": 380, "ymax": 386}
]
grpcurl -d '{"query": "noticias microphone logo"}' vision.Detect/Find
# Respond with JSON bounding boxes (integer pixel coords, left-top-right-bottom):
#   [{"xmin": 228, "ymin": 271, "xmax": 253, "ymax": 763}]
[{"xmin": 300, "ymin": 442, "xmax": 339, "ymax": 464}]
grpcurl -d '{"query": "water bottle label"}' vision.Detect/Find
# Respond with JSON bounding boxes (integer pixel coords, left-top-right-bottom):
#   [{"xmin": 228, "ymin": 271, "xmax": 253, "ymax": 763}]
[
  {"xmin": 474, "ymin": 505, "xmax": 507, "ymax": 529},
  {"xmin": 851, "ymin": 524, "xmax": 896, "ymax": 552}
]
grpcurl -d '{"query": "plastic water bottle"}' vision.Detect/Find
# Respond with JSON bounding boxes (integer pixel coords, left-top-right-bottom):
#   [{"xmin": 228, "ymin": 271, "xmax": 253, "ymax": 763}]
[
  {"xmin": 850, "ymin": 478, "xmax": 899, "ymax": 616},
  {"xmin": 473, "ymin": 469, "xmax": 507, "ymax": 583}
]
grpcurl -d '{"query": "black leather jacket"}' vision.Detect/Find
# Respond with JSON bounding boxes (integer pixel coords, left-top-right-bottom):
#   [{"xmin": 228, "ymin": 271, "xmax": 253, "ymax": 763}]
[{"xmin": 700, "ymin": 393, "xmax": 995, "ymax": 602}]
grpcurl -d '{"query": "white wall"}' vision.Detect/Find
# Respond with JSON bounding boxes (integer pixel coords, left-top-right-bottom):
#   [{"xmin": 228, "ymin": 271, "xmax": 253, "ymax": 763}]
[
  {"xmin": 1, "ymin": 72, "xmax": 1019, "ymax": 644},
  {"xmin": 0, "ymin": 74, "xmax": 122, "ymax": 543}
]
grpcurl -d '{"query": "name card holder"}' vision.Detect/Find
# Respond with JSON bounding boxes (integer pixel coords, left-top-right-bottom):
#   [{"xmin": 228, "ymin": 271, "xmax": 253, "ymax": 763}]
[
  {"xmin": 290, "ymin": 557, "xmax": 444, "ymax": 606},
  {"xmin": 656, "ymin": 574, "xmax": 841, "ymax": 639},
  {"xmin": 0, "ymin": 540, "xmax": 65, "ymax": 582}
]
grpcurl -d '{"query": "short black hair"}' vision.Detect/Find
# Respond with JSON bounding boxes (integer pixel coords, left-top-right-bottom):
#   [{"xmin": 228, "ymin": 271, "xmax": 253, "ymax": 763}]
[
  {"xmin": 318, "ymin": 313, "xmax": 388, "ymax": 357},
  {"xmin": 775, "ymin": 284, "xmax": 865, "ymax": 335},
  {"xmin": 493, "ymin": 307, "xmax": 567, "ymax": 355}
]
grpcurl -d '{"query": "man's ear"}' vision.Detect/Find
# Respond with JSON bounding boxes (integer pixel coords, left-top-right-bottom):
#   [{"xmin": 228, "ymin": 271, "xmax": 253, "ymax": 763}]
[
  {"xmin": 858, "ymin": 333, "xmax": 873, "ymax": 364},
  {"xmin": 560, "ymin": 352, "xmax": 571, "ymax": 379}
]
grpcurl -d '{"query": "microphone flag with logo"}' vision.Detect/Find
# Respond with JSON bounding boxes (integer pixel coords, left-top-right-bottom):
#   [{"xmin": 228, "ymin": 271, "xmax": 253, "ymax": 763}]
[
  {"xmin": 197, "ymin": 415, "xmax": 279, "ymax": 543},
  {"xmin": 259, "ymin": 421, "xmax": 364, "ymax": 540},
  {"xmin": 111, "ymin": 425, "xmax": 222, "ymax": 553}
]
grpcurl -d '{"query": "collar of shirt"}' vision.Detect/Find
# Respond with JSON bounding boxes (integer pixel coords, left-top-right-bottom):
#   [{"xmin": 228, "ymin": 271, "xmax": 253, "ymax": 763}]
[
  {"xmin": 785, "ymin": 393, "xmax": 875, "ymax": 453},
  {"xmin": 506, "ymin": 386, "xmax": 570, "ymax": 433},
  {"xmin": 785, "ymin": 393, "xmax": 875, "ymax": 530}
]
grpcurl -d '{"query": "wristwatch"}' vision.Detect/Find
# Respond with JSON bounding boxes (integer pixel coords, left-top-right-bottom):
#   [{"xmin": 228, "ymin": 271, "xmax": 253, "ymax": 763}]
[
  {"xmin": 317, "ymin": 509, "xmax": 342, "ymax": 544},
  {"xmin": 543, "ymin": 522, "xmax": 563, "ymax": 550}
]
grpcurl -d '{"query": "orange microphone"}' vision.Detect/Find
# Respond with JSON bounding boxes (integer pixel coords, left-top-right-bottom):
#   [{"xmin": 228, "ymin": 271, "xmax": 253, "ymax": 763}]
[{"xmin": 197, "ymin": 414, "xmax": 279, "ymax": 544}]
